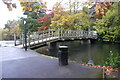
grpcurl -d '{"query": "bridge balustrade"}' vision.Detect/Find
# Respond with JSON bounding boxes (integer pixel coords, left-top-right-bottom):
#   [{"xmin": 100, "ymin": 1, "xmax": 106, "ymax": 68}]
[{"xmin": 16, "ymin": 29, "xmax": 97, "ymax": 48}]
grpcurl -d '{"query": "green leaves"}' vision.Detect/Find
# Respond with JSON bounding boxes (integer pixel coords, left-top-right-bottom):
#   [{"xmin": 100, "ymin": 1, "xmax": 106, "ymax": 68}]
[
  {"xmin": 104, "ymin": 51, "xmax": 120, "ymax": 68},
  {"xmin": 50, "ymin": 6, "xmax": 92, "ymax": 30},
  {"xmin": 18, "ymin": 2, "xmax": 48, "ymax": 32},
  {"xmin": 94, "ymin": 2, "xmax": 120, "ymax": 42}
]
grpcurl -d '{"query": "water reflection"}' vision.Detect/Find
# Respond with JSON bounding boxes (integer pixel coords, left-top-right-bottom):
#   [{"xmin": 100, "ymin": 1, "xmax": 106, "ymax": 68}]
[{"xmin": 35, "ymin": 40, "xmax": 120, "ymax": 65}]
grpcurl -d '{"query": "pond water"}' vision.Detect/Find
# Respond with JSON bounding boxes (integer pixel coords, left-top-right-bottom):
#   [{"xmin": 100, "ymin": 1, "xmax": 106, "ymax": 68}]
[{"xmin": 35, "ymin": 40, "xmax": 120, "ymax": 65}]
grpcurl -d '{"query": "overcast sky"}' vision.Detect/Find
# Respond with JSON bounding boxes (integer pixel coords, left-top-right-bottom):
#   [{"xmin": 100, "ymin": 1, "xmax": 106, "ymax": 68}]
[{"xmin": 0, "ymin": 0, "xmax": 23, "ymax": 29}]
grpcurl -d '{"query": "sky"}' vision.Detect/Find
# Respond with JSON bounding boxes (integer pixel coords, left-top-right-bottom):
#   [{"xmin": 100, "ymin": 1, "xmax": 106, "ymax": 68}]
[
  {"xmin": 0, "ymin": 0, "xmax": 87, "ymax": 29},
  {"xmin": 0, "ymin": 0, "xmax": 23, "ymax": 29}
]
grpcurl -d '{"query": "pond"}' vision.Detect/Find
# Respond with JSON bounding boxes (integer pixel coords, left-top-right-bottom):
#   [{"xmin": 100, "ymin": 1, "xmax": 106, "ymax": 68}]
[{"xmin": 35, "ymin": 40, "xmax": 120, "ymax": 65}]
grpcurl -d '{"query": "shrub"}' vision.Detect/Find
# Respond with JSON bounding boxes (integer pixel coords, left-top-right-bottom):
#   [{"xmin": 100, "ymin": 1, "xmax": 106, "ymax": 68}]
[{"xmin": 104, "ymin": 51, "xmax": 120, "ymax": 68}]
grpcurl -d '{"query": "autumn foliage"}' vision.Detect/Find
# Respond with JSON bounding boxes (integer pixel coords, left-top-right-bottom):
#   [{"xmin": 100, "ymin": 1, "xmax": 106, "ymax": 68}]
[
  {"xmin": 37, "ymin": 12, "xmax": 54, "ymax": 31},
  {"xmin": 82, "ymin": 64, "xmax": 119, "ymax": 76},
  {"xmin": 94, "ymin": 2, "xmax": 113, "ymax": 19},
  {"xmin": 20, "ymin": 1, "xmax": 47, "ymax": 13}
]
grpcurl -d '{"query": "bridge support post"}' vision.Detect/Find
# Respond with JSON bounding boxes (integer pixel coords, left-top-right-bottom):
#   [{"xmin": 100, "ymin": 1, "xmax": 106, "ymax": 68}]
[
  {"xmin": 58, "ymin": 46, "xmax": 68, "ymax": 66},
  {"xmin": 48, "ymin": 42, "xmax": 57, "ymax": 56},
  {"xmin": 51, "ymin": 30, "xmax": 54, "ymax": 38}
]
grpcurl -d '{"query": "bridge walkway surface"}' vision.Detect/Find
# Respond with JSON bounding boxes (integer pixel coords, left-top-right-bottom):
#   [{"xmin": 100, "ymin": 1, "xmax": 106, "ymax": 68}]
[{"xmin": 0, "ymin": 46, "xmax": 102, "ymax": 78}]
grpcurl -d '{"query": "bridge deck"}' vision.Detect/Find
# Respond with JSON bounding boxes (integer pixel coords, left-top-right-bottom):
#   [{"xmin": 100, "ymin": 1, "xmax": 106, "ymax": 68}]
[{"xmin": 16, "ymin": 37, "xmax": 59, "ymax": 48}]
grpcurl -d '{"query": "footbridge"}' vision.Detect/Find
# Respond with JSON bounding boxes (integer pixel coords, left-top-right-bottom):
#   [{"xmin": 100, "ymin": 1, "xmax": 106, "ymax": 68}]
[{"xmin": 16, "ymin": 29, "xmax": 97, "ymax": 49}]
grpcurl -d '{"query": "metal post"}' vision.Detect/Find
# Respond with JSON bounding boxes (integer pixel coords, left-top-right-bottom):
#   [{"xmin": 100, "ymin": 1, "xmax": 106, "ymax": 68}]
[
  {"xmin": 37, "ymin": 32, "xmax": 39, "ymax": 43},
  {"xmin": 20, "ymin": 33, "xmax": 22, "ymax": 44},
  {"xmin": 22, "ymin": 32, "xmax": 24, "ymax": 47},
  {"xmin": 24, "ymin": 20, "xmax": 27, "ymax": 51},
  {"xmin": 103, "ymin": 68, "xmax": 106, "ymax": 79},
  {"xmin": 28, "ymin": 33, "xmax": 30, "ymax": 48},
  {"xmin": 14, "ymin": 33, "xmax": 17, "ymax": 46},
  {"xmin": 58, "ymin": 46, "xmax": 68, "ymax": 65}
]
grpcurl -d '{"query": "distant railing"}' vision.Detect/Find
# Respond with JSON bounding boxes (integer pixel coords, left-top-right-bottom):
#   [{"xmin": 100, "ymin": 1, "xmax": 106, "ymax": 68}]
[{"xmin": 15, "ymin": 29, "xmax": 97, "ymax": 48}]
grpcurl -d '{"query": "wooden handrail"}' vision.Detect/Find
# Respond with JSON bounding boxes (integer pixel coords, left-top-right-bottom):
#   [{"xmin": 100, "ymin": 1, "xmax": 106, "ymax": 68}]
[{"xmin": 15, "ymin": 29, "xmax": 97, "ymax": 47}]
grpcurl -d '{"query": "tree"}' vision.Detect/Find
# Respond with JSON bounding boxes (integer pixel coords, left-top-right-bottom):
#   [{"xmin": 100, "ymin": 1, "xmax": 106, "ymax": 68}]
[
  {"xmin": 19, "ymin": 1, "xmax": 47, "ymax": 32},
  {"xmin": 94, "ymin": 2, "xmax": 120, "ymax": 42},
  {"xmin": 37, "ymin": 13, "xmax": 54, "ymax": 30},
  {"xmin": 3, "ymin": 20, "xmax": 22, "ymax": 40},
  {"xmin": 4, "ymin": 20, "xmax": 12, "ymax": 29},
  {"xmin": 20, "ymin": 2, "xmax": 47, "ymax": 16},
  {"xmin": 9, "ymin": 20, "xmax": 21, "ymax": 35},
  {"xmin": 104, "ymin": 51, "xmax": 120, "ymax": 68},
  {"xmin": 50, "ymin": 2, "xmax": 68, "ymax": 29},
  {"xmin": 0, "ymin": 28, "xmax": 3, "ymax": 40},
  {"xmin": 4, "ymin": 20, "xmax": 13, "ymax": 40},
  {"xmin": 1, "ymin": 28, "xmax": 9, "ymax": 40},
  {"xmin": 50, "ymin": 2, "xmax": 92, "ymax": 30},
  {"xmin": 88, "ymin": 2, "xmax": 113, "ymax": 19},
  {"xmin": 19, "ymin": 17, "xmax": 43, "ymax": 32}
]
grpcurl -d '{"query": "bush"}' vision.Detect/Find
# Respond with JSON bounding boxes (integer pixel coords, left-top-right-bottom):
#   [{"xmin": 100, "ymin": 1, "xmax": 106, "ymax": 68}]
[{"xmin": 104, "ymin": 51, "xmax": 120, "ymax": 68}]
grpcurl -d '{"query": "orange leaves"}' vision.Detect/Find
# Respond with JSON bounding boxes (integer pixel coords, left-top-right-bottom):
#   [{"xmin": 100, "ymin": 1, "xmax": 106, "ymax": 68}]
[
  {"xmin": 82, "ymin": 64, "xmax": 119, "ymax": 75},
  {"xmin": 37, "ymin": 14, "xmax": 51, "ymax": 25},
  {"xmin": 37, "ymin": 13, "xmax": 53, "ymax": 31},
  {"xmin": 107, "ymin": 2, "xmax": 112, "ymax": 8},
  {"xmin": 96, "ymin": 10, "xmax": 99, "ymax": 15},
  {"xmin": 100, "ymin": 11, "xmax": 105, "ymax": 15},
  {"xmin": 22, "ymin": 7, "xmax": 26, "ymax": 12},
  {"xmin": 28, "ymin": 7, "xmax": 32, "ymax": 11},
  {"xmin": 39, "ymin": 6, "xmax": 42, "ymax": 9},
  {"xmin": 93, "ymin": 2, "xmax": 113, "ymax": 19},
  {"xmin": 96, "ymin": 5, "xmax": 101, "ymax": 9},
  {"xmin": 38, "ymin": 26, "xmax": 48, "ymax": 31},
  {"xmin": 20, "ymin": 2, "xmax": 46, "ymax": 13},
  {"xmin": 34, "ymin": 9, "xmax": 38, "ymax": 13},
  {"xmin": 100, "ymin": 9, "xmax": 105, "ymax": 14},
  {"xmin": 104, "ymin": 67, "xmax": 119, "ymax": 75}
]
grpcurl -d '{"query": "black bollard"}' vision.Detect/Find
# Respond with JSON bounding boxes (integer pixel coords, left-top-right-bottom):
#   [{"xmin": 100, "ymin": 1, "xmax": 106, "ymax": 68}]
[{"xmin": 58, "ymin": 46, "xmax": 68, "ymax": 65}]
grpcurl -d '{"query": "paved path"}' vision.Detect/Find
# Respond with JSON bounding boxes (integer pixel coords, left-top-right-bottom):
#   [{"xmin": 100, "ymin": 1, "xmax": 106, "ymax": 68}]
[
  {"xmin": 0, "ymin": 41, "xmax": 20, "ymax": 47},
  {"xmin": 0, "ymin": 46, "xmax": 102, "ymax": 78}
]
